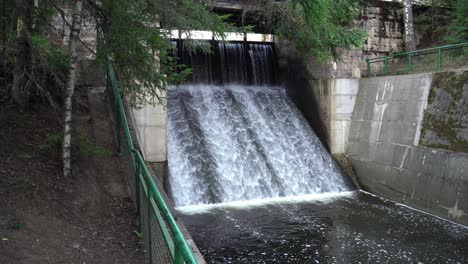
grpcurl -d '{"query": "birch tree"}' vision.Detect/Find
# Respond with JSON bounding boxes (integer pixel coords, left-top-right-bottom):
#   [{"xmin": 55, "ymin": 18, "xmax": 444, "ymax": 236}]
[
  {"xmin": 62, "ymin": 0, "xmax": 82, "ymax": 177},
  {"xmin": 403, "ymin": 0, "xmax": 417, "ymax": 51}
]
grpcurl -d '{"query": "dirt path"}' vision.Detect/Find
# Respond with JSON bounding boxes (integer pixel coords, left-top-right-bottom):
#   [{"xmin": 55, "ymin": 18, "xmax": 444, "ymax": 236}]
[{"xmin": 0, "ymin": 83, "xmax": 147, "ymax": 263}]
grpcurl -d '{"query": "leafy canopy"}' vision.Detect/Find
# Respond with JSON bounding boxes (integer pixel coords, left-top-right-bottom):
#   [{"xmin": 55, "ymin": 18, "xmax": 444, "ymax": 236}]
[
  {"xmin": 95, "ymin": 0, "xmax": 237, "ymax": 106},
  {"xmin": 95, "ymin": 0, "xmax": 367, "ymax": 106},
  {"xmin": 242, "ymin": 0, "xmax": 367, "ymax": 62}
]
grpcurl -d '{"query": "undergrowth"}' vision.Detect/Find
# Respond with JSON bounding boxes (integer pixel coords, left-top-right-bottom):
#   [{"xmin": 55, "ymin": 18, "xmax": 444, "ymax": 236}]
[{"xmin": 39, "ymin": 132, "xmax": 110, "ymax": 158}]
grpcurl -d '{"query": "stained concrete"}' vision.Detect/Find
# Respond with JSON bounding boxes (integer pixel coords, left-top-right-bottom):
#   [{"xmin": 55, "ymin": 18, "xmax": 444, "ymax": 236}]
[
  {"xmin": 309, "ymin": 79, "xmax": 360, "ymax": 154},
  {"xmin": 306, "ymin": 1, "xmax": 404, "ymax": 79},
  {"xmin": 347, "ymin": 72, "xmax": 468, "ymax": 225},
  {"xmin": 130, "ymin": 94, "xmax": 168, "ymax": 162},
  {"xmin": 419, "ymin": 71, "xmax": 468, "ymax": 153}
]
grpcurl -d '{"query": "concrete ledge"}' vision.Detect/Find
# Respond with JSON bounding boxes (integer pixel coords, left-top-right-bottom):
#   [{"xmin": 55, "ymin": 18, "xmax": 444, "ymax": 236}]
[
  {"xmin": 347, "ymin": 72, "xmax": 468, "ymax": 225},
  {"xmin": 350, "ymin": 147, "xmax": 468, "ymax": 225}
]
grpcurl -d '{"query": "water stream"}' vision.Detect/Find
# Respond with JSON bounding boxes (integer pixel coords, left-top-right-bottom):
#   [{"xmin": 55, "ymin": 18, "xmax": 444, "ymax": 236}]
[
  {"xmin": 167, "ymin": 41, "xmax": 468, "ymax": 263},
  {"xmin": 168, "ymin": 85, "xmax": 350, "ymax": 207}
]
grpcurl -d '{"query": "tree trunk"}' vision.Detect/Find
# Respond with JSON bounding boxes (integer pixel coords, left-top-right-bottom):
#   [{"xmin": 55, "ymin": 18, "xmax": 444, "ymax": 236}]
[
  {"xmin": 403, "ymin": 0, "xmax": 416, "ymax": 51},
  {"xmin": 62, "ymin": 0, "xmax": 82, "ymax": 178},
  {"xmin": 32, "ymin": 0, "xmax": 38, "ymax": 30},
  {"xmin": 431, "ymin": 0, "xmax": 435, "ymax": 42},
  {"xmin": 1, "ymin": 0, "xmax": 6, "ymax": 73},
  {"xmin": 11, "ymin": 0, "xmax": 33, "ymax": 105}
]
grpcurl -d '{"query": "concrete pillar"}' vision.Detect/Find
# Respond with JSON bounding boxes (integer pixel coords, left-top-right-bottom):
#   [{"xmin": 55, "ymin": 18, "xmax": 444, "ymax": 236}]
[
  {"xmin": 131, "ymin": 95, "xmax": 167, "ymax": 162},
  {"xmin": 310, "ymin": 78, "xmax": 359, "ymax": 154}
]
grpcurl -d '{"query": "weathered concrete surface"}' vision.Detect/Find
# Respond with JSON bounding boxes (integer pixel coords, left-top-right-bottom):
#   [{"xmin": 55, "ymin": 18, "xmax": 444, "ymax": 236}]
[
  {"xmin": 307, "ymin": 1, "xmax": 404, "ymax": 79},
  {"xmin": 129, "ymin": 94, "xmax": 168, "ymax": 162},
  {"xmin": 347, "ymin": 72, "xmax": 468, "ymax": 225},
  {"xmin": 279, "ymin": 60, "xmax": 359, "ymax": 154},
  {"xmin": 309, "ymin": 79, "xmax": 359, "ymax": 154},
  {"xmin": 420, "ymin": 71, "xmax": 468, "ymax": 153}
]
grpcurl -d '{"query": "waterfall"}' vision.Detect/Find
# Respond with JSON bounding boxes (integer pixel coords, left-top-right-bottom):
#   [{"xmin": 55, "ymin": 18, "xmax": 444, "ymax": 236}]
[
  {"xmin": 167, "ymin": 84, "xmax": 351, "ymax": 207},
  {"xmin": 168, "ymin": 40, "xmax": 350, "ymax": 207},
  {"xmin": 248, "ymin": 44, "xmax": 273, "ymax": 86},
  {"xmin": 175, "ymin": 42, "xmax": 275, "ymax": 85},
  {"xmin": 218, "ymin": 43, "xmax": 246, "ymax": 84}
]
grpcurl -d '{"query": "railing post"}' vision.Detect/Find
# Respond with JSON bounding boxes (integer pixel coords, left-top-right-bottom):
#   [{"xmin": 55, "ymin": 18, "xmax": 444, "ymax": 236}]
[
  {"xmin": 174, "ymin": 243, "xmax": 184, "ymax": 264},
  {"xmin": 437, "ymin": 48, "xmax": 442, "ymax": 70},
  {"xmin": 134, "ymin": 150, "xmax": 141, "ymax": 232},
  {"xmin": 116, "ymin": 103, "xmax": 122, "ymax": 154},
  {"xmin": 147, "ymin": 187, "xmax": 153, "ymax": 264},
  {"xmin": 366, "ymin": 58, "xmax": 371, "ymax": 77},
  {"xmin": 383, "ymin": 57, "xmax": 388, "ymax": 75},
  {"xmin": 407, "ymin": 53, "xmax": 412, "ymax": 73}
]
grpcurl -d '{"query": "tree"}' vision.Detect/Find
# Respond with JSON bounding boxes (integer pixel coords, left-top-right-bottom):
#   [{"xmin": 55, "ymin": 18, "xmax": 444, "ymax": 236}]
[
  {"xmin": 93, "ymin": 0, "xmax": 236, "ymax": 106},
  {"xmin": 3, "ymin": 0, "xmax": 366, "ymax": 176},
  {"xmin": 92, "ymin": 0, "xmax": 366, "ymax": 106},
  {"xmin": 403, "ymin": 0, "xmax": 417, "ymax": 51},
  {"xmin": 241, "ymin": 0, "xmax": 367, "ymax": 62},
  {"xmin": 62, "ymin": 0, "xmax": 83, "ymax": 178},
  {"xmin": 447, "ymin": 0, "xmax": 468, "ymax": 43},
  {"xmin": 11, "ymin": 0, "xmax": 33, "ymax": 104}
]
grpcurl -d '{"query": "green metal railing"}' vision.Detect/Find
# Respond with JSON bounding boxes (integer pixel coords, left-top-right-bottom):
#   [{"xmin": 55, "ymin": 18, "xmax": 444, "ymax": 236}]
[
  {"xmin": 106, "ymin": 62, "xmax": 199, "ymax": 264},
  {"xmin": 366, "ymin": 42, "xmax": 468, "ymax": 77}
]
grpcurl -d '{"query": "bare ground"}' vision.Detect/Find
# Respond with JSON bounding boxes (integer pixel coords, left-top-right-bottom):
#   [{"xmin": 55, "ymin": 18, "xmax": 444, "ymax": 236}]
[{"xmin": 0, "ymin": 83, "xmax": 147, "ymax": 264}]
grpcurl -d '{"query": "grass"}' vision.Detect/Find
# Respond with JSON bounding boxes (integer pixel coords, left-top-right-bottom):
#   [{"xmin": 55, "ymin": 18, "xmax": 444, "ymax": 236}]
[{"xmin": 39, "ymin": 132, "xmax": 110, "ymax": 158}]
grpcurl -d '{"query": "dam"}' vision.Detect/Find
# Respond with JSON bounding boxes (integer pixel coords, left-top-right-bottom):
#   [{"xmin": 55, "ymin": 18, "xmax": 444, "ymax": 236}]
[{"xmin": 162, "ymin": 41, "xmax": 468, "ymax": 263}]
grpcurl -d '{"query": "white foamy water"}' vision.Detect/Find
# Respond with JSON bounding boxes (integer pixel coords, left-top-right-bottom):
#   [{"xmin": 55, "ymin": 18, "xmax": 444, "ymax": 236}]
[
  {"xmin": 167, "ymin": 84, "xmax": 351, "ymax": 207},
  {"xmin": 176, "ymin": 191, "xmax": 356, "ymax": 215}
]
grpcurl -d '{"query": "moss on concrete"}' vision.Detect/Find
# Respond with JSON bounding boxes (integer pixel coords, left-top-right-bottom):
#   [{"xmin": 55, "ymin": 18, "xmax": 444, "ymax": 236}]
[
  {"xmin": 421, "ymin": 70, "xmax": 468, "ymax": 154},
  {"xmin": 422, "ymin": 113, "xmax": 468, "ymax": 153}
]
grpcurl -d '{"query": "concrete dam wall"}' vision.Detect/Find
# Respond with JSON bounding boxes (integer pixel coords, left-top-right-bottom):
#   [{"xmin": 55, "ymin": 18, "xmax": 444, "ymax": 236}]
[{"xmin": 346, "ymin": 70, "xmax": 468, "ymax": 225}]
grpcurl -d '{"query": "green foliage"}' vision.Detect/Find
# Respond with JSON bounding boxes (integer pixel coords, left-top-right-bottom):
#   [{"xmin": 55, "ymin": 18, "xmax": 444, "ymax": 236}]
[
  {"xmin": 446, "ymin": 0, "xmax": 468, "ymax": 43},
  {"xmin": 417, "ymin": 0, "xmax": 457, "ymax": 8},
  {"xmin": 4, "ymin": 0, "xmax": 367, "ymax": 107},
  {"xmin": 97, "ymin": 0, "xmax": 366, "ymax": 106},
  {"xmin": 30, "ymin": 3, "xmax": 58, "ymax": 34},
  {"xmin": 30, "ymin": 34, "xmax": 69, "ymax": 100},
  {"xmin": 0, "ymin": 0, "xmax": 16, "ymax": 38},
  {"xmin": 414, "ymin": 0, "xmax": 468, "ymax": 45},
  {"xmin": 39, "ymin": 132, "xmax": 110, "ymax": 158},
  {"xmin": 1, "ymin": 0, "xmax": 69, "ymax": 105},
  {"xmin": 96, "ymin": 0, "xmax": 237, "ymax": 106},
  {"xmin": 243, "ymin": 0, "xmax": 367, "ymax": 62}
]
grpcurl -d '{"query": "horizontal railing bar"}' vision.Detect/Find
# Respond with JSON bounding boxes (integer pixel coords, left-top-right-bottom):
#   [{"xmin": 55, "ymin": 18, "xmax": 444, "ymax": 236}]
[
  {"xmin": 150, "ymin": 197, "xmax": 176, "ymax": 256},
  {"xmin": 136, "ymin": 152, "xmax": 199, "ymax": 264},
  {"xmin": 104, "ymin": 55, "xmax": 199, "ymax": 263},
  {"xmin": 367, "ymin": 42, "xmax": 468, "ymax": 63}
]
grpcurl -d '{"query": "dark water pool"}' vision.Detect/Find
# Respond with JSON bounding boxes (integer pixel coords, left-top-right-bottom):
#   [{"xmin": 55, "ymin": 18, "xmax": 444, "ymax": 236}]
[{"xmin": 177, "ymin": 191, "xmax": 468, "ymax": 263}]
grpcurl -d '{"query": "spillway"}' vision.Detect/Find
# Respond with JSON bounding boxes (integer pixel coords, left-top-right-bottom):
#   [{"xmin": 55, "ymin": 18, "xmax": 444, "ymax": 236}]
[
  {"xmin": 167, "ymin": 84, "xmax": 350, "ymax": 207},
  {"xmin": 166, "ymin": 41, "xmax": 468, "ymax": 263},
  {"xmin": 168, "ymin": 42, "xmax": 350, "ymax": 207}
]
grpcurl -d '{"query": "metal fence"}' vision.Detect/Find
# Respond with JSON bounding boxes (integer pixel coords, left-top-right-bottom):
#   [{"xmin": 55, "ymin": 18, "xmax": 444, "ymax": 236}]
[
  {"xmin": 366, "ymin": 42, "xmax": 468, "ymax": 77},
  {"xmin": 106, "ymin": 62, "xmax": 199, "ymax": 264}
]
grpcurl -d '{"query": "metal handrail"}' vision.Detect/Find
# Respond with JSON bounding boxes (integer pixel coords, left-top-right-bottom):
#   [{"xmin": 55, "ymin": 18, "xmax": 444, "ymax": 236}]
[
  {"xmin": 106, "ymin": 61, "xmax": 199, "ymax": 264},
  {"xmin": 366, "ymin": 42, "xmax": 468, "ymax": 77}
]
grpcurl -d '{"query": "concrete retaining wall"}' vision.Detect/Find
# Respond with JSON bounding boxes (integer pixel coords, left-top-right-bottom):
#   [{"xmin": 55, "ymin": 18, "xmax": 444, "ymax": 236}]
[
  {"xmin": 347, "ymin": 72, "xmax": 468, "ymax": 225},
  {"xmin": 310, "ymin": 79, "xmax": 359, "ymax": 154},
  {"xmin": 129, "ymin": 94, "xmax": 168, "ymax": 162},
  {"xmin": 306, "ymin": 1, "xmax": 404, "ymax": 79}
]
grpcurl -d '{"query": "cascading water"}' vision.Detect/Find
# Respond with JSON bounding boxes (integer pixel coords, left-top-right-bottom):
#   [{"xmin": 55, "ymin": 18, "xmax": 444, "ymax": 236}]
[
  {"xmin": 248, "ymin": 44, "xmax": 274, "ymax": 86},
  {"xmin": 168, "ymin": 42, "xmax": 350, "ymax": 207},
  {"xmin": 168, "ymin": 41, "xmax": 468, "ymax": 264},
  {"xmin": 218, "ymin": 43, "xmax": 246, "ymax": 84},
  {"xmin": 175, "ymin": 42, "xmax": 275, "ymax": 85}
]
